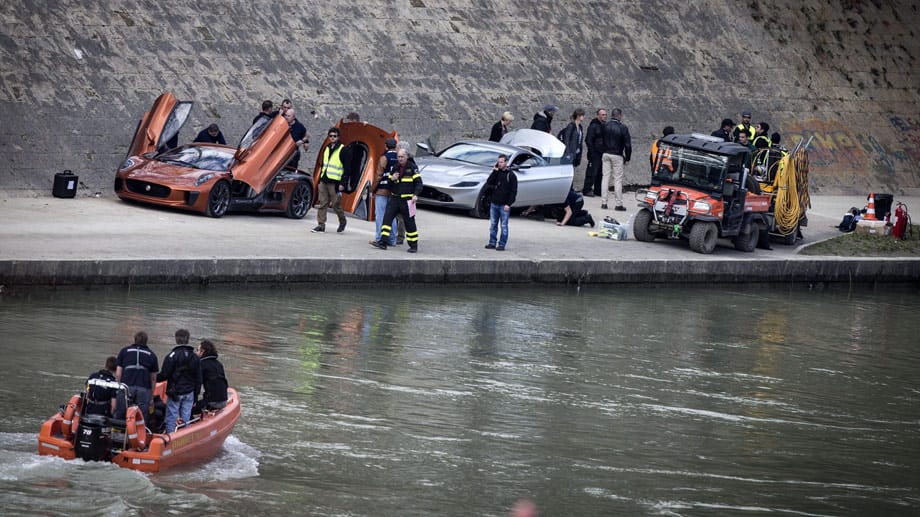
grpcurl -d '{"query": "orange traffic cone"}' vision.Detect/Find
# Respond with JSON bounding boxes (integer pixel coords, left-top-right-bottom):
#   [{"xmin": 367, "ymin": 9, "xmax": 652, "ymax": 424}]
[{"xmin": 864, "ymin": 192, "xmax": 877, "ymax": 220}]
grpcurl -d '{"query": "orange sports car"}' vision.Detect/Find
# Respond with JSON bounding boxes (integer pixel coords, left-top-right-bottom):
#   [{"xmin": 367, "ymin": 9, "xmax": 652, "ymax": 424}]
[
  {"xmin": 115, "ymin": 92, "xmax": 313, "ymax": 218},
  {"xmin": 312, "ymin": 120, "xmax": 397, "ymax": 221}
]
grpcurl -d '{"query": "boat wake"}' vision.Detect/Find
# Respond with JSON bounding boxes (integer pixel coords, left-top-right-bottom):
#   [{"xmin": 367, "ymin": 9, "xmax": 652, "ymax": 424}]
[{"xmin": 161, "ymin": 435, "xmax": 260, "ymax": 482}]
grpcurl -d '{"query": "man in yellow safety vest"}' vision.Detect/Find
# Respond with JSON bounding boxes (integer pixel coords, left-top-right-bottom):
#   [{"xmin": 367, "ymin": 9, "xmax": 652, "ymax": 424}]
[
  {"xmin": 312, "ymin": 127, "xmax": 348, "ymax": 233},
  {"xmin": 733, "ymin": 110, "xmax": 756, "ymax": 143}
]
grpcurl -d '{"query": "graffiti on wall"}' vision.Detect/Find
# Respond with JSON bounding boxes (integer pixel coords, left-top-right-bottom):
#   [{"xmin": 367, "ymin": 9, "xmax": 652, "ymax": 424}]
[
  {"xmin": 783, "ymin": 117, "xmax": 918, "ymax": 186},
  {"xmin": 888, "ymin": 116, "xmax": 920, "ymax": 163}
]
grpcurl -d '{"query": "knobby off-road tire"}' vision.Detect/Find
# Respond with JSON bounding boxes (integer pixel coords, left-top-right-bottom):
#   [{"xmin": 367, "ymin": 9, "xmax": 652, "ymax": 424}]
[
  {"xmin": 689, "ymin": 221, "xmax": 718, "ymax": 254},
  {"xmin": 781, "ymin": 222, "xmax": 799, "ymax": 245},
  {"xmin": 633, "ymin": 209, "xmax": 656, "ymax": 242},
  {"xmin": 733, "ymin": 221, "xmax": 758, "ymax": 252}
]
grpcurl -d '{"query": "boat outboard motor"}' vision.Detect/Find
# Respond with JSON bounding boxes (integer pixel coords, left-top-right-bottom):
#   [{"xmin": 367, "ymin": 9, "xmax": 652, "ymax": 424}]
[{"xmin": 75, "ymin": 413, "xmax": 111, "ymax": 461}]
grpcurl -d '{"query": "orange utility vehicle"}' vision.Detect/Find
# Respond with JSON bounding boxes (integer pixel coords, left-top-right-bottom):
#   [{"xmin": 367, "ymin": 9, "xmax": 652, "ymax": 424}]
[{"xmin": 634, "ymin": 133, "xmax": 807, "ymax": 254}]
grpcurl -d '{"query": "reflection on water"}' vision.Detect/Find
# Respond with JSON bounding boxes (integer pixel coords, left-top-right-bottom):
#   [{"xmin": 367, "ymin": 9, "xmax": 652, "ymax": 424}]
[{"xmin": 0, "ymin": 285, "xmax": 918, "ymax": 516}]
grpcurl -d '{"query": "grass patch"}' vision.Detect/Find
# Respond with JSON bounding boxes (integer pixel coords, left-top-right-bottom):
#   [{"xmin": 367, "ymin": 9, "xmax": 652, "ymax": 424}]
[{"xmin": 801, "ymin": 225, "xmax": 920, "ymax": 256}]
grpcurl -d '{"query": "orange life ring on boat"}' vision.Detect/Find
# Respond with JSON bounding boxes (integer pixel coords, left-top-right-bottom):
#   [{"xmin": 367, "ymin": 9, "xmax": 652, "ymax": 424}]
[
  {"xmin": 125, "ymin": 406, "xmax": 147, "ymax": 451},
  {"xmin": 61, "ymin": 394, "xmax": 82, "ymax": 439}
]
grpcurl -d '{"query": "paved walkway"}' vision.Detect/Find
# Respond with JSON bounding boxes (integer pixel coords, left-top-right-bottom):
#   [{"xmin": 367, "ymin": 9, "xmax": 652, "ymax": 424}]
[{"xmin": 1, "ymin": 193, "xmax": 917, "ymax": 286}]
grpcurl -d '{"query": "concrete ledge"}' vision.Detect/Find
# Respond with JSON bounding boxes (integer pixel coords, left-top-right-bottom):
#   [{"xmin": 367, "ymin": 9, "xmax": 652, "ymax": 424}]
[{"xmin": 2, "ymin": 258, "xmax": 918, "ymax": 287}]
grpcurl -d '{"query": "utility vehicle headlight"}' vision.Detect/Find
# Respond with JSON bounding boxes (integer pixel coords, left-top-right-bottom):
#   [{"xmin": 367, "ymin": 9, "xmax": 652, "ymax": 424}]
[{"xmin": 692, "ymin": 201, "xmax": 711, "ymax": 213}]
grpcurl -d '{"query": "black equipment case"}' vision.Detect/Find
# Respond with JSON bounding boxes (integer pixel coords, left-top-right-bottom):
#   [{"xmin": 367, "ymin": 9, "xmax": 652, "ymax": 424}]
[{"xmin": 52, "ymin": 170, "xmax": 78, "ymax": 198}]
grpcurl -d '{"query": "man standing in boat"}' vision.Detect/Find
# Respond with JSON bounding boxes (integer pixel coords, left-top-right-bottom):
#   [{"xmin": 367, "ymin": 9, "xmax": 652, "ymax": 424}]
[
  {"xmin": 195, "ymin": 339, "xmax": 229, "ymax": 412},
  {"xmin": 115, "ymin": 331, "xmax": 159, "ymax": 420},
  {"xmin": 158, "ymin": 329, "xmax": 201, "ymax": 433}
]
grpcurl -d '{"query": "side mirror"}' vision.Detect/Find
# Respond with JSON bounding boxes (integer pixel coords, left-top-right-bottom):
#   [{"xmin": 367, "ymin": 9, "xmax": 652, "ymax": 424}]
[
  {"xmin": 416, "ymin": 142, "xmax": 431, "ymax": 155},
  {"xmin": 722, "ymin": 181, "xmax": 736, "ymax": 198}
]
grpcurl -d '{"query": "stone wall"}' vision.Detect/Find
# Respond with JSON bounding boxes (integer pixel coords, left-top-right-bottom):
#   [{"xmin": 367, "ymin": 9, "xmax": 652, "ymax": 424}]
[{"xmin": 0, "ymin": 0, "xmax": 917, "ymax": 196}]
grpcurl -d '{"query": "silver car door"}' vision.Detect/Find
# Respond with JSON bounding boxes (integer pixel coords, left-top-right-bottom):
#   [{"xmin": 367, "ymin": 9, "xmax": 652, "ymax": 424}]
[{"xmin": 513, "ymin": 155, "xmax": 573, "ymax": 206}]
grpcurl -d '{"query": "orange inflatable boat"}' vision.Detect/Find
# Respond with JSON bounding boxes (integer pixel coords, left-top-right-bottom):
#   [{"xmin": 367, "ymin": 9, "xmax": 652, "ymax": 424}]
[{"xmin": 37, "ymin": 379, "xmax": 241, "ymax": 473}]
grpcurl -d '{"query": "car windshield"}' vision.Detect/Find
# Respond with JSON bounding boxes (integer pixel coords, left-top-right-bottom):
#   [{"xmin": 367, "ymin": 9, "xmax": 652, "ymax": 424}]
[
  {"xmin": 155, "ymin": 145, "xmax": 233, "ymax": 171},
  {"xmin": 653, "ymin": 143, "xmax": 732, "ymax": 191},
  {"xmin": 437, "ymin": 143, "xmax": 505, "ymax": 167}
]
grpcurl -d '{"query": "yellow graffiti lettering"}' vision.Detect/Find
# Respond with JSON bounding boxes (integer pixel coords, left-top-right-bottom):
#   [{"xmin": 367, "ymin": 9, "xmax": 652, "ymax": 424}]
[
  {"xmin": 811, "ymin": 132, "xmax": 837, "ymax": 151},
  {"xmin": 835, "ymin": 133, "xmax": 858, "ymax": 149}
]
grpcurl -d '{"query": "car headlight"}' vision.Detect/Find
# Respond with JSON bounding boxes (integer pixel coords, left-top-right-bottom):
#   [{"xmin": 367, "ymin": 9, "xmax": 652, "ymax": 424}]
[
  {"xmin": 195, "ymin": 173, "xmax": 214, "ymax": 186},
  {"xmin": 119, "ymin": 158, "xmax": 136, "ymax": 171},
  {"xmin": 691, "ymin": 200, "xmax": 711, "ymax": 213},
  {"xmin": 450, "ymin": 181, "xmax": 480, "ymax": 188}
]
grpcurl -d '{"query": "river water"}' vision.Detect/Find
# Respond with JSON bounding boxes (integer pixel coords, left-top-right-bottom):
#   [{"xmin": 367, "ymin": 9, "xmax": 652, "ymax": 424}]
[{"xmin": 0, "ymin": 285, "xmax": 917, "ymax": 516}]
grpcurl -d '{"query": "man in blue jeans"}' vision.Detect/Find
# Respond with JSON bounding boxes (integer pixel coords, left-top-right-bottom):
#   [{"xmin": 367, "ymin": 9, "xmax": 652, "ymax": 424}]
[
  {"xmin": 484, "ymin": 154, "xmax": 517, "ymax": 251},
  {"xmin": 115, "ymin": 331, "xmax": 159, "ymax": 420},
  {"xmin": 372, "ymin": 138, "xmax": 399, "ymax": 246},
  {"xmin": 158, "ymin": 329, "xmax": 201, "ymax": 433}
]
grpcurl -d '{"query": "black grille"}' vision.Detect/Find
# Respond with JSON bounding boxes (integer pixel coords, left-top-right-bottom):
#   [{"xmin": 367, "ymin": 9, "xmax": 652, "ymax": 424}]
[
  {"xmin": 420, "ymin": 186, "xmax": 452, "ymax": 202},
  {"xmin": 125, "ymin": 179, "xmax": 171, "ymax": 198}
]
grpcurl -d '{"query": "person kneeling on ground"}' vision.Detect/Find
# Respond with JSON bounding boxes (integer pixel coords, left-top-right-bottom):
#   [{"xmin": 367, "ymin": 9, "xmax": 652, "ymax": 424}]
[
  {"xmin": 838, "ymin": 207, "xmax": 861, "ymax": 233},
  {"xmin": 556, "ymin": 187, "xmax": 595, "ymax": 227},
  {"xmin": 194, "ymin": 339, "xmax": 229, "ymax": 413}
]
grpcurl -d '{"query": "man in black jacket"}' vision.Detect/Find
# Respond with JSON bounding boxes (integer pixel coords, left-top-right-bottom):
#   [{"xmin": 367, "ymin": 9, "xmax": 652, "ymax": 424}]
[
  {"xmin": 582, "ymin": 108, "xmax": 607, "ymax": 196},
  {"xmin": 84, "ymin": 356, "xmax": 118, "ymax": 417},
  {"xmin": 195, "ymin": 340, "xmax": 229, "ymax": 413},
  {"xmin": 483, "ymin": 154, "xmax": 518, "ymax": 251},
  {"xmin": 192, "ymin": 123, "xmax": 226, "ymax": 145},
  {"xmin": 115, "ymin": 331, "xmax": 158, "ymax": 420},
  {"xmin": 530, "ymin": 104, "xmax": 558, "ymax": 133},
  {"xmin": 711, "ymin": 118, "xmax": 734, "ymax": 142},
  {"xmin": 600, "ymin": 108, "xmax": 632, "ymax": 211},
  {"xmin": 158, "ymin": 329, "xmax": 201, "ymax": 433}
]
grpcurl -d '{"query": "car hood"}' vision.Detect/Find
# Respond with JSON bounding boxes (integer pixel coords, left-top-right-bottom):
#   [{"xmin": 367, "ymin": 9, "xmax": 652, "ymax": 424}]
[
  {"xmin": 125, "ymin": 158, "xmax": 223, "ymax": 187},
  {"xmin": 415, "ymin": 156, "xmax": 489, "ymax": 179},
  {"xmin": 500, "ymin": 129, "xmax": 565, "ymax": 158}
]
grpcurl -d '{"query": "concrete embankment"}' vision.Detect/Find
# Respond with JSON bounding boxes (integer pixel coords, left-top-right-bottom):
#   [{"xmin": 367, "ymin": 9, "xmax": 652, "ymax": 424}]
[
  {"xmin": 2, "ymin": 257, "xmax": 918, "ymax": 287},
  {"xmin": 1, "ymin": 1, "xmax": 917, "ymax": 197},
  {"xmin": 1, "ymin": 195, "xmax": 917, "ymax": 288}
]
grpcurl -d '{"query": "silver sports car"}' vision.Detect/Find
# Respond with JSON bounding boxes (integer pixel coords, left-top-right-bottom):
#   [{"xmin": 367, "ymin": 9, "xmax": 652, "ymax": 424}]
[{"xmin": 415, "ymin": 129, "xmax": 574, "ymax": 218}]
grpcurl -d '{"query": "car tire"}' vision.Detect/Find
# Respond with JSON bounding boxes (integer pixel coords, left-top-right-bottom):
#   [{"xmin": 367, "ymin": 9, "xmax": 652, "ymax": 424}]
[
  {"xmin": 205, "ymin": 180, "xmax": 231, "ymax": 218},
  {"xmin": 286, "ymin": 181, "xmax": 312, "ymax": 219},
  {"xmin": 470, "ymin": 187, "xmax": 492, "ymax": 219},
  {"xmin": 733, "ymin": 221, "xmax": 757, "ymax": 252},
  {"xmin": 781, "ymin": 222, "xmax": 799, "ymax": 245},
  {"xmin": 633, "ymin": 209, "xmax": 656, "ymax": 242},
  {"xmin": 689, "ymin": 221, "xmax": 718, "ymax": 254}
]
